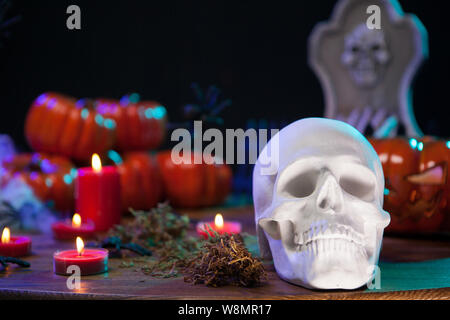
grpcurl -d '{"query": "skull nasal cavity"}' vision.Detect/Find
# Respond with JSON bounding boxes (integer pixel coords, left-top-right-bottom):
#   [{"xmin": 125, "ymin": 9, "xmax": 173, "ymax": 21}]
[{"xmin": 317, "ymin": 176, "xmax": 342, "ymax": 212}]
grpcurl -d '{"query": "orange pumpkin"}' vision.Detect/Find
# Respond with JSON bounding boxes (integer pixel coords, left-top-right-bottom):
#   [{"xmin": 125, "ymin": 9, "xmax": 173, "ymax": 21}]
[
  {"xmin": 25, "ymin": 93, "xmax": 116, "ymax": 161},
  {"xmin": 369, "ymin": 137, "xmax": 450, "ymax": 233},
  {"xmin": 95, "ymin": 98, "xmax": 167, "ymax": 151},
  {"xmin": 1, "ymin": 153, "xmax": 76, "ymax": 212},
  {"xmin": 156, "ymin": 150, "xmax": 232, "ymax": 208},
  {"xmin": 113, "ymin": 152, "xmax": 164, "ymax": 211}
]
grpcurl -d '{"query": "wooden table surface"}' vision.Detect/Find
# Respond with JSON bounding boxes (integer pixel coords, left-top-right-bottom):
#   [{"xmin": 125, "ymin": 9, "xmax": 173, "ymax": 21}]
[{"xmin": 1, "ymin": 206, "xmax": 449, "ymax": 300}]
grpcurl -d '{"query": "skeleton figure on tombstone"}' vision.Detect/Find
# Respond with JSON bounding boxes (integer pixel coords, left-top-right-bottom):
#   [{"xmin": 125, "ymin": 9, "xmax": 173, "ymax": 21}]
[{"xmin": 308, "ymin": 0, "xmax": 428, "ymax": 137}]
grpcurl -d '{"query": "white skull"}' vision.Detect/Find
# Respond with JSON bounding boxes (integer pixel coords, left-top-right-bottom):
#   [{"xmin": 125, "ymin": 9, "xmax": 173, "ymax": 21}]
[
  {"xmin": 253, "ymin": 118, "xmax": 390, "ymax": 289},
  {"xmin": 341, "ymin": 23, "xmax": 390, "ymax": 88}
]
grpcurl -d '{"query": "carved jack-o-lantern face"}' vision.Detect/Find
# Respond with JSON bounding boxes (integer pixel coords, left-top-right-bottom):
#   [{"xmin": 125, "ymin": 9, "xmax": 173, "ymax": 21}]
[
  {"xmin": 407, "ymin": 140, "xmax": 449, "ymax": 219},
  {"xmin": 369, "ymin": 138, "xmax": 450, "ymax": 233}
]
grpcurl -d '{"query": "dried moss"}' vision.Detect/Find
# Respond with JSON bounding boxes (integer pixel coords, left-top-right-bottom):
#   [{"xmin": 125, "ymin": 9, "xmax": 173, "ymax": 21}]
[
  {"xmin": 184, "ymin": 229, "xmax": 267, "ymax": 287},
  {"xmin": 108, "ymin": 203, "xmax": 266, "ymax": 287},
  {"xmin": 110, "ymin": 203, "xmax": 191, "ymax": 246},
  {"xmin": 108, "ymin": 203, "xmax": 204, "ymax": 277}
]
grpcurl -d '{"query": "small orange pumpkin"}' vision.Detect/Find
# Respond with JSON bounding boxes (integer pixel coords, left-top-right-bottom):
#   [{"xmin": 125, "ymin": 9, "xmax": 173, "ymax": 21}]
[
  {"xmin": 113, "ymin": 152, "xmax": 164, "ymax": 211},
  {"xmin": 156, "ymin": 150, "xmax": 232, "ymax": 208},
  {"xmin": 95, "ymin": 98, "xmax": 167, "ymax": 151},
  {"xmin": 25, "ymin": 93, "xmax": 116, "ymax": 161}
]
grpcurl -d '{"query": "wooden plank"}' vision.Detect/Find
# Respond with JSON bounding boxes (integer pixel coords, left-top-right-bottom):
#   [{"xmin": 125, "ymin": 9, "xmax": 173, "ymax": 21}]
[{"xmin": 0, "ymin": 206, "xmax": 449, "ymax": 299}]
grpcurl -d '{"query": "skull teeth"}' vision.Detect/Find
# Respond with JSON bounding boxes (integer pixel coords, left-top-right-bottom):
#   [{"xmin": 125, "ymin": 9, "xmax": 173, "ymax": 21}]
[
  {"xmin": 296, "ymin": 239, "xmax": 368, "ymax": 259},
  {"xmin": 297, "ymin": 224, "xmax": 364, "ymax": 248}
]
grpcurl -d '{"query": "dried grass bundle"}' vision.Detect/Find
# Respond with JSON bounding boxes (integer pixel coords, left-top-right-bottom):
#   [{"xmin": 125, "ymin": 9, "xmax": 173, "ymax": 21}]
[{"xmin": 184, "ymin": 231, "xmax": 266, "ymax": 287}]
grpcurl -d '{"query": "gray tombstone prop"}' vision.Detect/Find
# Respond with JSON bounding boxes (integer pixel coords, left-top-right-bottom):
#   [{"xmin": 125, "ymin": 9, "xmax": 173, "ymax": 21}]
[{"xmin": 308, "ymin": 0, "xmax": 428, "ymax": 137}]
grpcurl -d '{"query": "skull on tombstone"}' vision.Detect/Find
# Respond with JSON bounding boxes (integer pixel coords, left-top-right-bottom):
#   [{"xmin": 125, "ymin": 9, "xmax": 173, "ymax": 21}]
[
  {"xmin": 253, "ymin": 118, "xmax": 390, "ymax": 289},
  {"xmin": 341, "ymin": 24, "xmax": 390, "ymax": 88}
]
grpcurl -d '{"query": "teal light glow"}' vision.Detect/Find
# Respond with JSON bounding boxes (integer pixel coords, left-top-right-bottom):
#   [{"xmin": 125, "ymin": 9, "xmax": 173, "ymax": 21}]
[
  {"xmin": 107, "ymin": 150, "xmax": 123, "ymax": 165},
  {"xmin": 384, "ymin": 188, "xmax": 390, "ymax": 196},
  {"xmin": 152, "ymin": 106, "xmax": 166, "ymax": 119},
  {"xmin": 70, "ymin": 168, "xmax": 78, "ymax": 178},
  {"xmin": 129, "ymin": 93, "xmax": 140, "ymax": 103},
  {"xmin": 409, "ymin": 138, "xmax": 418, "ymax": 149},
  {"xmin": 104, "ymin": 118, "xmax": 116, "ymax": 129},
  {"xmin": 63, "ymin": 174, "xmax": 73, "ymax": 185},
  {"xmin": 447, "ymin": 141, "xmax": 450, "ymax": 149},
  {"xmin": 417, "ymin": 142, "xmax": 424, "ymax": 151},
  {"xmin": 95, "ymin": 114, "xmax": 104, "ymax": 125},
  {"xmin": 81, "ymin": 108, "xmax": 89, "ymax": 119},
  {"xmin": 145, "ymin": 108, "xmax": 153, "ymax": 119}
]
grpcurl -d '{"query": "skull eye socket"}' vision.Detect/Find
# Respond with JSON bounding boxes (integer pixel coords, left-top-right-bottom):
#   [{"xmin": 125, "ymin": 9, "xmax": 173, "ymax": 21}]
[
  {"xmin": 279, "ymin": 169, "xmax": 320, "ymax": 198},
  {"xmin": 371, "ymin": 44, "xmax": 381, "ymax": 51},
  {"xmin": 339, "ymin": 172, "xmax": 375, "ymax": 202},
  {"xmin": 351, "ymin": 45, "xmax": 360, "ymax": 53}
]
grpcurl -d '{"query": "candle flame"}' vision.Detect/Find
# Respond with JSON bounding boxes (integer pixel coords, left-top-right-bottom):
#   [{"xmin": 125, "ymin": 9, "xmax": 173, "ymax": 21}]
[
  {"xmin": 72, "ymin": 213, "xmax": 82, "ymax": 228},
  {"xmin": 92, "ymin": 153, "xmax": 102, "ymax": 172},
  {"xmin": 214, "ymin": 213, "xmax": 224, "ymax": 229},
  {"xmin": 1, "ymin": 227, "xmax": 10, "ymax": 244},
  {"xmin": 76, "ymin": 236, "xmax": 85, "ymax": 256}
]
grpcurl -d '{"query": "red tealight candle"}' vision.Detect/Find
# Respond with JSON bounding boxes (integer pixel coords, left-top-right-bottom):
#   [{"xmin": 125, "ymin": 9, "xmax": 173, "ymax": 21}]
[
  {"xmin": 0, "ymin": 227, "xmax": 32, "ymax": 257},
  {"xmin": 51, "ymin": 213, "xmax": 96, "ymax": 240},
  {"xmin": 53, "ymin": 237, "xmax": 108, "ymax": 276},
  {"xmin": 196, "ymin": 213, "xmax": 242, "ymax": 239},
  {"xmin": 75, "ymin": 153, "xmax": 121, "ymax": 232}
]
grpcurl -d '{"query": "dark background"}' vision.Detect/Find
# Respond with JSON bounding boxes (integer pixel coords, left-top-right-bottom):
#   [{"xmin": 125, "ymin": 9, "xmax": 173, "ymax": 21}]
[{"xmin": 1, "ymin": 0, "xmax": 449, "ymax": 151}]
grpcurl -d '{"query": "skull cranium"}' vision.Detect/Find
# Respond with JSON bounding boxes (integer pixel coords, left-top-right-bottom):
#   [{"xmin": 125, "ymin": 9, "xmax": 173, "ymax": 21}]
[{"xmin": 253, "ymin": 118, "xmax": 390, "ymax": 289}]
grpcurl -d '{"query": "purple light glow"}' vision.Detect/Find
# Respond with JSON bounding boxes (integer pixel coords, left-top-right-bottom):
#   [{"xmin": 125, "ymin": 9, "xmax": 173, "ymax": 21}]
[{"xmin": 35, "ymin": 93, "xmax": 48, "ymax": 106}]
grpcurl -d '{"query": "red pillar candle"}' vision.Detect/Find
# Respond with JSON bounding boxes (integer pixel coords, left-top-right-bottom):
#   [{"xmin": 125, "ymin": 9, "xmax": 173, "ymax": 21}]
[
  {"xmin": 0, "ymin": 227, "xmax": 32, "ymax": 257},
  {"xmin": 75, "ymin": 154, "xmax": 121, "ymax": 232},
  {"xmin": 196, "ymin": 214, "xmax": 242, "ymax": 239},
  {"xmin": 51, "ymin": 213, "xmax": 96, "ymax": 240},
  {"xmin": 53, "ymin": 237, "xmax": 108, "ymax": 276}
]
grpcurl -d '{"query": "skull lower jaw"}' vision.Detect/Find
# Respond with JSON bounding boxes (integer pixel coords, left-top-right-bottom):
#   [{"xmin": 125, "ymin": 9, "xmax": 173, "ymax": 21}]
[{"xmin": 272, "ymin": 238, "xmax": 374, "ymax": 289}]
